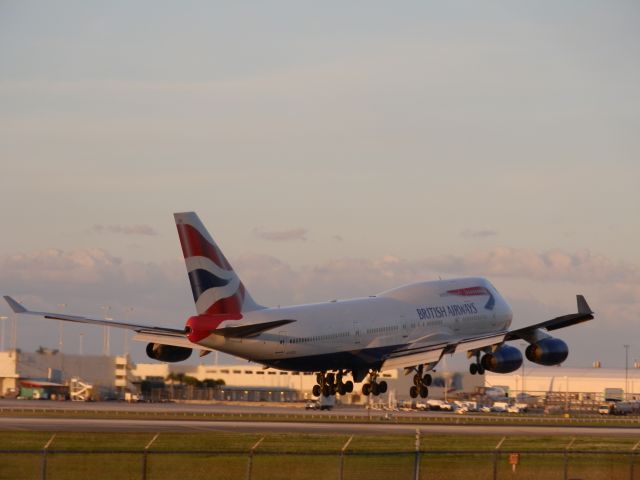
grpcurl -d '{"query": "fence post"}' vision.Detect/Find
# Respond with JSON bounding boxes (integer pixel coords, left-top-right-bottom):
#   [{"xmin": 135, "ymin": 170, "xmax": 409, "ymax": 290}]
[
  {"xmin": 414, "ymin": 429, "xmax": 421, "ymax": 480},
  {"xmin": 41, "ymin": 434, "xmax": 56, "ymax": 480},
  {"xmin": 245, "ymin": 437, "xmax": 264, "ymax": 480},
  {"xmin": 340, "ymin": 435, "xmax": 354, "ymax": 480},
  {"xmin": 493, "ymin": 436, "xmax": 506, "ymax": 480},
  {"xmin": 563, "ymin": 437, "xmax": 575, "ymax": 480},
  {"xmin": 142, "ymin": 433, "xmax": 160, "ymax": 480},
  {"xmin": 629, "ymin": 440, "xmax": 640, "ymax": 480}
]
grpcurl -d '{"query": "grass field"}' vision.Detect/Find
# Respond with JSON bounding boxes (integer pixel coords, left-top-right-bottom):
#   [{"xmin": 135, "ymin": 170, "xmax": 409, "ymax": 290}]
[{"xmin": 0, "ymin": 431, "xmax": 638, "ymax": 480}]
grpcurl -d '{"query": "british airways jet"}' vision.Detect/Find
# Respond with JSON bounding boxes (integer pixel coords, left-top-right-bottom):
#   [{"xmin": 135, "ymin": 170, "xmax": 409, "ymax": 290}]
[{"xmin": 4, "ymin": 212, "xmax": 594, "ymax": 399}]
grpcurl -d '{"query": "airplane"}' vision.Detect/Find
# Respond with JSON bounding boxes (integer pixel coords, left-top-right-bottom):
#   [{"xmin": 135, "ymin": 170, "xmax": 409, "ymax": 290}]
[{"xmin": 3, "ymin": 212, "xmax": 594, "ymax": 399}]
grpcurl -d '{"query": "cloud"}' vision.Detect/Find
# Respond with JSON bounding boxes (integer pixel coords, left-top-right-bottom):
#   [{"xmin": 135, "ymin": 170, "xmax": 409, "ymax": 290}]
[
  {"xmin": 1, "ymin": 245, "xmax": 639, "ymax": 367},
  {"xmin": 460, "ymin": 228, "xmax": 498, "ymax": 239},
  {"xmin": 252, "ymin": 227, "xmax": 308, "ymax": 242},
  {"xmin": 427, "ymin": 247, "xmax": 640, "ymax": 284},
  {"xmin": 90, "ymin": 224, "xmax": 158, "ymax": 236}
]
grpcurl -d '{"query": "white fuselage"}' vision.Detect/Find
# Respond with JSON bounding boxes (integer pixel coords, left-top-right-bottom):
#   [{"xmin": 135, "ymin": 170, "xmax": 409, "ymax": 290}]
[{"xmin": 193, "ymin": 277, "xmax": 513, "ymax": 373}]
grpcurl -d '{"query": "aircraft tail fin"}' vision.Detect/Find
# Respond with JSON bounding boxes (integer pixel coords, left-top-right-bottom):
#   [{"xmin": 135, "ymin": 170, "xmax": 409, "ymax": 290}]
[{"xmin": 174, "ymin": 212, "xmax": 263, "ymax": 316}]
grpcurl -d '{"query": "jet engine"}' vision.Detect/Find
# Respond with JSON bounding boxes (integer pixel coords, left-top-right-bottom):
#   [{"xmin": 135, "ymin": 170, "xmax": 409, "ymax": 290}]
[
  {"xmin": 525, "ymin": 338, "xmax": 568, "ymax": 366},
  {"xmin": 481, "ymin": 345, "xmax": 523, "ymax": 373},
  {"xmin": 146, "ymin": 343, "xmax": 192, "ymax": 362}
]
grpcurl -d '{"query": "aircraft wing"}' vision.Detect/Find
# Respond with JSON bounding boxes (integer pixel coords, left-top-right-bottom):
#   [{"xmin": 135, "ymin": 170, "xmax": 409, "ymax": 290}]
[
  {"xmin": 3, "ymin": 296, "xmax": 186, "ymax": 338},
  {"xmin": 504, "ymin": 294, "xmax": 594, "ymax": 341},
  {"xmin": 3, "ymin": 296, "xmax": 296, "ymax": 344},
  {"xmin": 381, "ymin": 295, "xmax": 593, "ymax": 371},
  {"xmin": 381, "ymin": 332, "xmax": 508, "ymax": 371}
]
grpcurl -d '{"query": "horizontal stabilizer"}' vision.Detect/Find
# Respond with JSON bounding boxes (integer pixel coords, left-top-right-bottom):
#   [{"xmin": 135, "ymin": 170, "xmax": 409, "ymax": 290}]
[{"xmin": 213, "ymin": 319, "xmax": 295, "ymax": 338}]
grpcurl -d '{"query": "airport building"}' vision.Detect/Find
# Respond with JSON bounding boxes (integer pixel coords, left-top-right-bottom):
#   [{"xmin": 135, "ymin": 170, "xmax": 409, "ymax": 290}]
[
  {"xmin": 2, "ymin": 348, "xmax": 639, "ymax": 406},
  {"xmin": 132, "ymin": 362, "xmax": 399, "ymax": 403},
  {"xmin": 0, "ymin": 349, "xmax": 135, "ymax": 400},
  {"xmin": 485, "ymin": 366, "xmax": 640, "ymax": 402}
]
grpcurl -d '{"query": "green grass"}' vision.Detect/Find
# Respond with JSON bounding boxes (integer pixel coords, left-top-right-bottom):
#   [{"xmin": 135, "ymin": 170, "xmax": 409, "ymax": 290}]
[{"xmin": 0, "ymin": 431, "xmax": 638, "ymax": 480}]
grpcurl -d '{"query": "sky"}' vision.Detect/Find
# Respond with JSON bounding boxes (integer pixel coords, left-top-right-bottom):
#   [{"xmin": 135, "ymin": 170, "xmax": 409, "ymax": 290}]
[{"xmin": 0, "ymin": 1, "xmax": 639, "ymax": 370}]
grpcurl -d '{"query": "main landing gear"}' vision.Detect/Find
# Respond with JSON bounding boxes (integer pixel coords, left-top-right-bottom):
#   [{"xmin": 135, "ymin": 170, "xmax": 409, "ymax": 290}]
[
  {"xmin": 469, "ymin": 352, "xmax": 485, "ymax": 375},
  {"xmin": 312, "ymin": 371, "xmax": 354, "ymax": 397},
  {"xmin": 361, "ymin": 371, "xmax": 387, "ymax": 396},
  {"xmin": 409, "ymin": 365, "xmax": 432, "ymax": 399}
]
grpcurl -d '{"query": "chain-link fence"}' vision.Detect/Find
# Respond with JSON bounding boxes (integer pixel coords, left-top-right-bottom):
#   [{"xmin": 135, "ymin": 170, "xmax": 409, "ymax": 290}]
[{"xmin": 1, "ymin": 447, "xmax": 638, "ymax": 480}]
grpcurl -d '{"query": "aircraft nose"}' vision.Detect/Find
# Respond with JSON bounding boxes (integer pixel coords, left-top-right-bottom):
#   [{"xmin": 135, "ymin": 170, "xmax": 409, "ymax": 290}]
[{"xmin": 502, "ymin": 301, "xmax": 513, "ymax": 328}]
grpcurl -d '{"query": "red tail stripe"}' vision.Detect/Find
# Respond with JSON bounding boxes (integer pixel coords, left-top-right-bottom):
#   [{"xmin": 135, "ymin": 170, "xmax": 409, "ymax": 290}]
[
  {"xmin": 204, "ymin": 295, "xmax": 243, "ymax": 316},
  {"xmin": 176, "ymin": 224, "xmax": 231, "ymax": 270},
  {"xmin": 186, "ymin": 313, "xmax": 242, "ymax": 343}
]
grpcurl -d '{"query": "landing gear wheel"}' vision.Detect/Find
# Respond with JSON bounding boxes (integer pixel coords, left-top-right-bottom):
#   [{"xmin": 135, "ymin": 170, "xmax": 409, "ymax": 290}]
[
  {"xmin": 413, "ymin": 374, "xmax": 422, "ymax": 387},
  {"xmin": 409, "ymin": 386, "xmax": 418, "ymax": 399},
  {"xmin": 338, "ymin": 384, "xmax": 347, "ymax": 395},
  {"xmin": 469, "ymin": 363, "xmax": 478, "ymax": 375},
  {"xmin": 362, "ymin": 383, "xmax": 371, "ymax": 396},
  {"xmin": 423, "ymin": 374, "xmax": 432, "ymax": 386},
  {"xmin": 345, "ymin": 381, "xmax": 354, "ymax": 393},
  {"xmin": 477, "ymin": 365, "xmax": 485, "ymax": 375},
  {"xmin": 371, "ymin": 382, "xmax": 380, "ymax": 396},
  {"xmin": 312, "ymin": 385, "xmax": 321, "ymax": 397},
  {"xmin": 378, "ymin": 381, "xmax": 388, "ymax": 394},
  {"xmin": 419, "ymin": 385, "xmax": 429, "ymax": 398}
]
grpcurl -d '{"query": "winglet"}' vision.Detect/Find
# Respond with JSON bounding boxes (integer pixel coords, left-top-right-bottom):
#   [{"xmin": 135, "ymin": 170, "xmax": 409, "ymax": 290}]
[
  {"xmin": 3, "ymin": 296, "xmax": 27, "ymax": 314},
  {"xmin": 577, "ymin": 295, "xmax": 592, "ymax": 315}
]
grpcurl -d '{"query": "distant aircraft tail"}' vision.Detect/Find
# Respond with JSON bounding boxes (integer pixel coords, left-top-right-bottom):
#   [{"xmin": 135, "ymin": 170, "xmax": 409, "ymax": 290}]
[{"xmin": 174, "ymin": 212, "xmax": 263, "ymax": 316}]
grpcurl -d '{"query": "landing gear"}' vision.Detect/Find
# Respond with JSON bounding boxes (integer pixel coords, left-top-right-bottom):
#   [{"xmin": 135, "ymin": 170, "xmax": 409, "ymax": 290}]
[
  {"xmin": 312, "ymin": 371, "xmax": 354, "ymax": 397},
  {"xmin": 409, "ymin": 365, "xmax": 431, "ymax": 398},
  {"xmin": 469, "ymin": 352, "xmax": 485, "ymax": 375},
  {"xmin": 410, "ymin": 386, "xmax": 419, "ymax": 399},
  {"xmin": 361, "ymin": 371, "xmax": 387, "ymax": 397}
]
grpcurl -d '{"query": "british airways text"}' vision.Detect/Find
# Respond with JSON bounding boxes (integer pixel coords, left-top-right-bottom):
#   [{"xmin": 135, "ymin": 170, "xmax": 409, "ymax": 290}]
[{"xmin": 416, "ymin": 303, "xmax": 478, "ymax": 320}]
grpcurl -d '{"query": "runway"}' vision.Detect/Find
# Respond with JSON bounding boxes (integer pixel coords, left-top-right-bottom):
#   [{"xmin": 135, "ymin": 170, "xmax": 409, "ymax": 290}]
[{"xmin": 2, "ymin": 416, "xmax": 640, "ymax": 436}]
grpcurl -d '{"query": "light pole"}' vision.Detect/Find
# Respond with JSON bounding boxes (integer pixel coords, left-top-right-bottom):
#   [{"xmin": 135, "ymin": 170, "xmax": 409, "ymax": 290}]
[
  {"xmin": 100, "ymin": 306, "xmax": 111, "ymax": 356},
  {"xmin": 0, "ymin": 316, "xmax": 7, "ymax": 351},
  {"xmin": 123, "ymin": 307, "xmax": 134, "ymax": 356},
  {"xmin": 57, "ymin": 303, "xmax": 67, "ymax": 378},
  {"xmin": 624, "ymin": 345, "xmax": 630, "ymax": 401},
  {"xmin": 56, "ymin": 304, "xmax": 67, "ymax": 353}
]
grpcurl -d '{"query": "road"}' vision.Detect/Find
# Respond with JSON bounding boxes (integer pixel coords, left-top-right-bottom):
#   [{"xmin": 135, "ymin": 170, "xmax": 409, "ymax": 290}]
[
  {"xmin": 1, "ymin": 399, "xmax": 639, "ymax": 435},
  {"xmin": 1, "ymin": 416, "xmax": 640, "ymax": 436}
]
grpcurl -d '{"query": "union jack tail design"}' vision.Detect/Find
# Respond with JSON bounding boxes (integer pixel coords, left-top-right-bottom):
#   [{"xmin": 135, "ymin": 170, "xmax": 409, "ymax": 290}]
[{"xmin": 174, "ymin": 212, "xmax": 263, "ymax": 316}]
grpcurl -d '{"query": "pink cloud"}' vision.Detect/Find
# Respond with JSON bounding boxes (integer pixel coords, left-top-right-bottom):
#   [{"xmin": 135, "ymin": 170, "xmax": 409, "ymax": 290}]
[
  {"xmin": 252, "ymin": 227, "xmax": 308, "ymax": 242},
  {"xmin": 90, "ymin": 224, "xmax": 158, "ymax": 236}
]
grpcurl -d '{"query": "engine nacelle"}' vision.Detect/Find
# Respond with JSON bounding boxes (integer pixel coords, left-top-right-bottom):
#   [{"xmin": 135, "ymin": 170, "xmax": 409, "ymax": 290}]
[
  {"xmin": 481, "ymin": 345, "xmax": 523, "ymax": 373},
  {"xmin": 525, "ymin": 338, "xmax": 568, "ymax": 366},
  {"xmin": 146, "ymin": 343, "xmax": 192, "ymax": 363}
]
